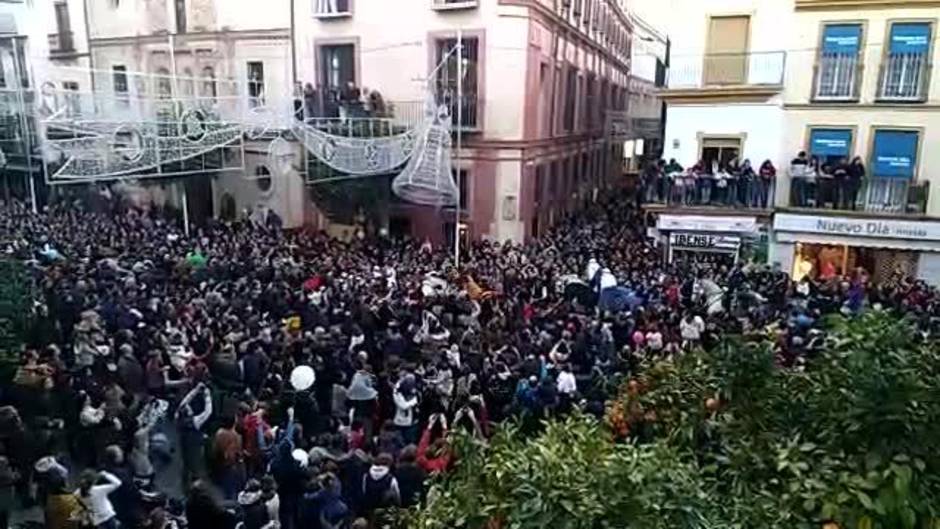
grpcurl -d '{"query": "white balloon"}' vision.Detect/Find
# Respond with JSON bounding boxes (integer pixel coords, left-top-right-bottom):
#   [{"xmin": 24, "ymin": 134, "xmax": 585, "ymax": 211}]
[{"xmin": 290, "ymin": 365, "xmax": 316, "ymax": 391}]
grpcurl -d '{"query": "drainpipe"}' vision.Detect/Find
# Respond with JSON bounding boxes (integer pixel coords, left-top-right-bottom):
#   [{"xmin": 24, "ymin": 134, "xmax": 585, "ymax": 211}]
[
  {"xmin": 82, "ymin": 0, "xmax": 96, "ymax": 93},
  {"xmin": 290, "ymin": 0, "xmax": 297, "ymax": 87}
]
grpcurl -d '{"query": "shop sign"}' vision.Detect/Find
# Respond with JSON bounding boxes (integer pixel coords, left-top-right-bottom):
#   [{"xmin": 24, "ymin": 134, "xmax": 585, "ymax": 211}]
[
  {"xmin": 658, "ymin": 215, "xmax": 757, "ymax": 233},
  {"xmin": 775, "ymin": 213, "xmax": 940, "ymax": 242},
  {"xmin": 670, "ymin": 232, "xmax": 741, "ymax": 250}
]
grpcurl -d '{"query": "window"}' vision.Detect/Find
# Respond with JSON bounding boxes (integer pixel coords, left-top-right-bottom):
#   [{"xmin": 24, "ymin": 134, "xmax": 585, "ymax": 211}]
[
  {"xmin": 704, "ymin": 15, "xmax": 750, "ymax": 85},
  {"xmin": 549, "ymin": 160, "xmax": 559, "ymax": 196},
  {"xmin": 201, "ymin": 66, "xmax": 216, "ymax": 100},
  {"xmin": 808, "ymin": 128, "xmax": 853, "ymax": 167},
  {"xmin": 112, "ymin": 65, "xmax": 128, "ymax": 96},
  {"xmin": 879, "ymin": 22, "xmax": 932, "ymax": 101},
  {"xmin": 63, "ymin": 81, "xmax": 79, "ymax": 115},
  {"xmin": 435, "ymin": 36, "xmax": 479, "ymax": 129},
  {"xmin": 700, "ymin": 137, "xmax": 741, "ymax": 174},
  {"xmin": 563, "ymin": 67, "xmax": 577, "ymax": 132},
  {"xmin": 815, "ymin": 24, "xmax": 862, "ymax": 100},
  {"xmin": 53, "ymin": 2, "xmax": 74, "ymax": 51},
  {"xmin": 14, "ymin": 39, "xmax": 28, "ymax": 88},
  {"xmin": 871, "ymin": 129, "xmax": 918, "ymax": 179},
  {"xmin": 585, "ymin": 75, "xmax": 596, "ymax": 126},
  {"xmin": 156, "ymin": 67, "xmax": 171, "ymax": 98},
  {"xmin": 247, "ymin": 61, "xmax": 264, "ymax": 107},
  {"xmin": 314, "ymin": 0, "xmax": 350, "ymax": 15},
  {"xmin": 181, "ymin": 68, "xmax": 194, "ymax": 97},
  {"xmin": 255, "ymin": 165, "xmax": 273, "ymax": 193},
  {"xmin": 534, "ymin": 164, "xmax": 544, "ymax": 203},
  {"xmin": 319, "ymin": 44, "xmax": 355, "ymax": 92},
  {"xmin": 175, "ymin": 0, "xmax": 187, "ymax": 33},
  {"xmin": 0, "ymin": 58, "xmax": 6, "ymax": 88},
  {"xmin": 454, "ymin": 168, "xmax": 469, "ymax": 210}
]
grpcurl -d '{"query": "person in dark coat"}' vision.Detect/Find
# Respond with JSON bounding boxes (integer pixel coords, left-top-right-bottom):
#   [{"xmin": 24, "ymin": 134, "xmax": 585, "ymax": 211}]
[
  {"xmin": 186, "ymin": 480, "xmax": 238, "ymax": 529},
  {"xmin": 237, "ymin": 479, "xmax": 272, "ymax": 529},
  {"xmin": 102, "ymin": 445, "xmax": 139, "ymax": 529},
  {"xmin": 394, "ymin": 445, "xmax": 426, "ymax": 508}
]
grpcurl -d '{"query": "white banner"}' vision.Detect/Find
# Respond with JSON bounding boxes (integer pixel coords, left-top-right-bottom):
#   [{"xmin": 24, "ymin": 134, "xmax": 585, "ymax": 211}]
[{"xmin": 658, "ymin": 214, "xmax": 758, "ymax": 234}]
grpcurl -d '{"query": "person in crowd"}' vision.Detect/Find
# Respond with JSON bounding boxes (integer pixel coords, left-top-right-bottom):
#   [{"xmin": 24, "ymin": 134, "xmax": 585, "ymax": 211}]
[
  {"xmin": 3, "ymin": 179, "xmax": 935, "ymax": 529},
  {"xmin": 76, "ymin": 470, "xmax": 122, "ymax": 529},
  {"xmin": 0, "ymin": 457, "xmax": 16, "ymax": 529}
]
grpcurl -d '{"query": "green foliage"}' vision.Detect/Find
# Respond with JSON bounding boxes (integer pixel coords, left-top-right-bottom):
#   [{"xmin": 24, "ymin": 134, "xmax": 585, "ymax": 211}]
[
  {"xmin": 409, "ymin": 313, "xmax": 940, "ymax": 529},
  {"xmin": 0, "ymin": 258, "xmax": 32, "ymax": 381}
]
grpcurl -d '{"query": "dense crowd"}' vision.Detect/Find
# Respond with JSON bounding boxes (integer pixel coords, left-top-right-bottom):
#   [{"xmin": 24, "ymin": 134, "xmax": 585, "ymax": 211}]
[{"xmin": 0, "ymin": 187, "xmax": 938, "ymax": 529}]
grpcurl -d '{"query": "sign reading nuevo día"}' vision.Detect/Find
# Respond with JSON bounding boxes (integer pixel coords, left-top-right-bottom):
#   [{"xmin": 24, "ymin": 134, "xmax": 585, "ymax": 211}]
[{"xmin": 774, "ymin": 213, "xmax": 940, "ymax": 241}]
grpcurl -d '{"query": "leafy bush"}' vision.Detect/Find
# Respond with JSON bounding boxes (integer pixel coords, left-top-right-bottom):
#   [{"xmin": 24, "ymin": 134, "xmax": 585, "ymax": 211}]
[{"xmin": 409, "ymin": 313, "xmax": 940, "ymax": 529}]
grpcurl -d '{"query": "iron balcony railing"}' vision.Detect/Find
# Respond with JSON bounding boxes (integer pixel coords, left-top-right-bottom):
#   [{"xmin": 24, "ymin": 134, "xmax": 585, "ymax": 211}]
[
  {"xmin": 814, "ymin": 52, "xmax": 861, "ymax": 100},
  {"xmin": 878, "ymin": 52, "xmax": 931, "ymax": 102},
  {"xmin": 47, "ymin": 32, "xmax": 75, "ymax": 54},
  {"xmin": 667, "ymin": 51, "xmax": 786, "ymax": 89},
  {"xmin": 641, "ymin": 173, "xmax": 775, "ymax": 210},
  {"xmin": 313, "ymin": 0, "xmax": 352, "ymax": 18},
  {"xmin": 788, "ymin": 175, "xmax": 929, "ymax": 214},
  {"xmin": 434, "ymin": 90, "xmax": 480, "ymax": 130}
]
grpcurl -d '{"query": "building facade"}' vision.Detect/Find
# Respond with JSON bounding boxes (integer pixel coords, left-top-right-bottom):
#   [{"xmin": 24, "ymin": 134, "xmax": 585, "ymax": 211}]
[
  {"xmin": 774, "ymin": 0, "xmax": 940, "ymax": 284},
  {"xmin": 631, "ymin": 0, "xmax": 790, "ymax": 265},
  {"xmin": 81, "ymin": 0, "xmax": 307, "ymax": 227},
  {"xmin": 295, "ymin": 0, "xmax": 633, "ymax": 243},
  {"xmin": 0, "ymin": 0, "xmax": 92, "ymax": 207}
]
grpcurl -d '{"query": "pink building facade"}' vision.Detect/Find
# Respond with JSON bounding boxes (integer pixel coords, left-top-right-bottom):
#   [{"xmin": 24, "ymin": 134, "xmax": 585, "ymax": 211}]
[{"xmin": 295, "ymin": 0, "xmax": 632, "ymax": 244}]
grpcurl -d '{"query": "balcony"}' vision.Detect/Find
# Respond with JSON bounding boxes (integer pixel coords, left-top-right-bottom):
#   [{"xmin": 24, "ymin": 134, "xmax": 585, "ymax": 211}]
[
  {"xmin": 642, "ymin": 174, "xmax": 775, "ymax": 211},
  {"xmin": 878, "ymin": 53, "xmax": 931, "ymax": 102},
  {"xmin": 434, "ymin": 91, "xmax": 481, "ymax": 131},
  {"xmin": 813, "ymin": 52, "xmax": 861, "ymax": 101},
  {"xmin": 47, "ymin": 32, "xmax": 75, "ymax": 57},
  {"xmin": 313, "ymin": 0, "xmax": 352, "ymax": 19},
  {"xmin": 664, "ymin": 51, "xmax": 786, "ymax": 100},
  {"xmin": 787, "ymin": 176, "xmax": 929, "ymax": 215},
  {"xmin": 431, "ymin": 0, "xmax": 478, "ymax": 10}
]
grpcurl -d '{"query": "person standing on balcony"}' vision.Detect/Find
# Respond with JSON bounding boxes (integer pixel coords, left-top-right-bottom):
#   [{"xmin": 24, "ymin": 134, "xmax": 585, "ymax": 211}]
[
  {"xmin": 790, "ymin": 151, "xmax": 809, "ymax": 207},
  {"xmin": 846, "ymin": 156, "xmax": 865, "ymax": 211},
  {"xmin": 833, "ymin": 158, "xmax": 849, "ymax": 209},
  {"xmin": 758, "ymin": 160, "xmax": 776, "ymax": 209},
  {"xmin": 740, "ymin": 159, "xmax": 756, "ymax": 207}
]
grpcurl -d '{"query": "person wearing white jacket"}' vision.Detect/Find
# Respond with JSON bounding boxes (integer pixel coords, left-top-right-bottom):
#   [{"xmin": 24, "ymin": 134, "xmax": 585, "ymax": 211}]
[
  {"xmin": 76, "ymin": 470, "xmax": 122, "ymax": 529},
  {"xmin": 393, "ymin": 374, "xmax": 419, "ymax": 443}
]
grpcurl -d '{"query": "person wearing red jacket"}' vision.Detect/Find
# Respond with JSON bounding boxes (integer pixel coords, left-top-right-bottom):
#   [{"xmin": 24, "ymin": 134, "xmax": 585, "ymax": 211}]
[{"xmin": 416, "ymin": 414, "xmax": 450, "ymax": 474}]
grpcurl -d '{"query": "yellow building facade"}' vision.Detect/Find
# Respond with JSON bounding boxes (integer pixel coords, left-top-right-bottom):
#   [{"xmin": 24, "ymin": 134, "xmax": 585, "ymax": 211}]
[{"xmin": 773, "ymin": 0, "xmax": 940, "ymax": 284}]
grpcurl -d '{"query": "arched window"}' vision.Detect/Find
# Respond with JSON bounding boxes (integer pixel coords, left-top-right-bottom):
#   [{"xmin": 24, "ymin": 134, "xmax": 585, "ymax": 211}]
[
  {"xmin": 156, "ymin": 67, "xmax": 172, "ymax": 98},
  {"xmin": 255, "ymin": 165, "xmax": 272, "ymax": 193},
  {"xmin": 181, "ymin": 68, "xmax": 195, "ymax": 97},
  {"xmin": 219, "ymin": 193, "xmax": 237, "ymax": 220}
]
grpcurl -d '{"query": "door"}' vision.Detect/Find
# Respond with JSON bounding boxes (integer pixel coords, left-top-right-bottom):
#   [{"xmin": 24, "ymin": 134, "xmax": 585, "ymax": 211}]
[
  {"xmin": 704, "ymin": 15, "xmax": 750, "ymax": 85},
  {"xmin": 700, "ymin": 137, "xmax": 742, "ymax": 173}
]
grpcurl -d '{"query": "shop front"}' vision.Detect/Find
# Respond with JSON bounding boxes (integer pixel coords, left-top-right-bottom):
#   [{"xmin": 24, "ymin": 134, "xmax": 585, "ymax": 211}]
[
  {"xmin": 654, "ymin": 214, "xmax": 764, "ymax": 265},
  {"xmin": 772, "ymin": 213, "xmax": 940, "ymax": 285}
]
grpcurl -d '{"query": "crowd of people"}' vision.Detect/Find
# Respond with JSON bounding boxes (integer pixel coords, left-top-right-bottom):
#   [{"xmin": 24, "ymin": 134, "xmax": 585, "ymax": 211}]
[
  {"xmin": 640, "ymin": 157, "xmax": 777, "ymax": 209},
  {"xmin": 0, "ymin": 185, "xmax": 938, "ymax": 529},
  {"xmin": 789, "ymin": 151, "xmax": 869, "ymax": 210}
]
